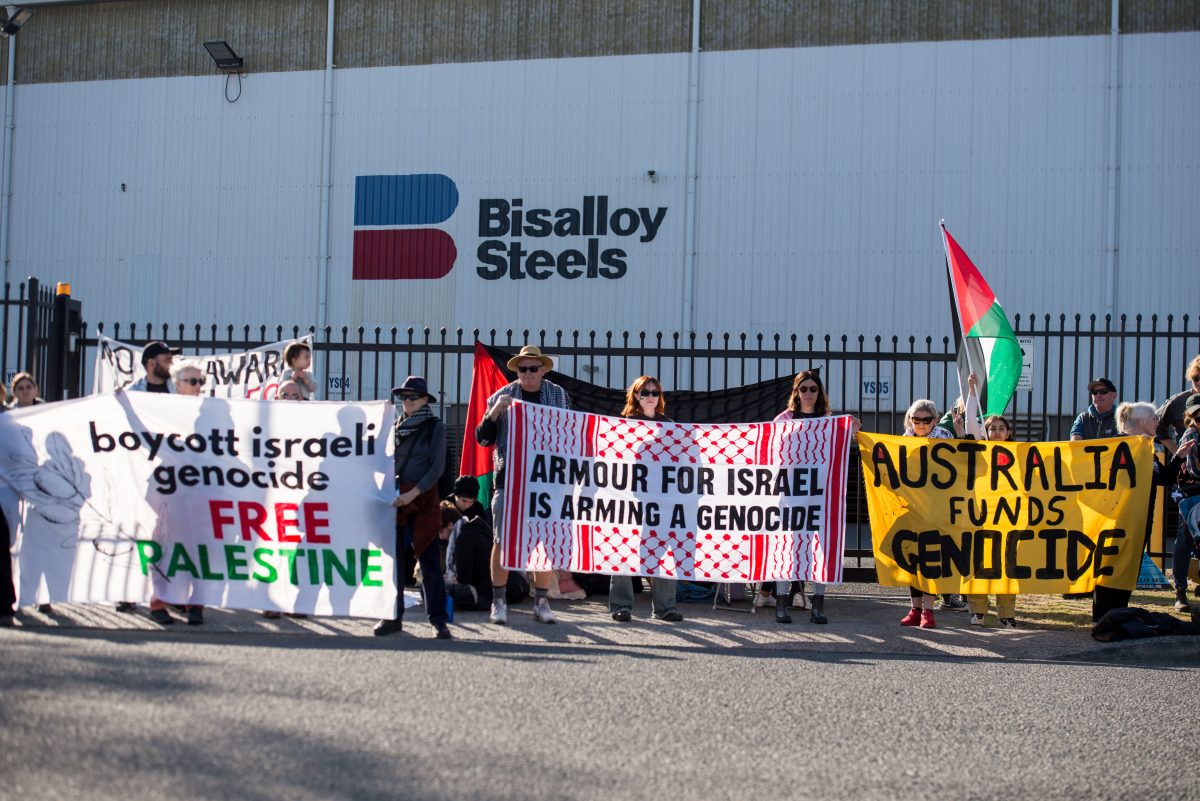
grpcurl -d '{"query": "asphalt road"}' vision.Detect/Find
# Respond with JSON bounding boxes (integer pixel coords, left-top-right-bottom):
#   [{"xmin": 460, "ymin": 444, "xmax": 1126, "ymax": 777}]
[{"xmin": 2, "ymin": 597, "xmax": 1197, "ymax": 801}]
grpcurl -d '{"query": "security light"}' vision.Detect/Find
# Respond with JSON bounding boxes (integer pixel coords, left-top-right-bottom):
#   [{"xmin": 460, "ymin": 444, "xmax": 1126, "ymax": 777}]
[
  {"xmin": 203, "ymin": 41, "xmax": 243, "ymax": 72},
  {"xmin": 1, "ymin": 6, "xmax": 32, "ymax": 37}
]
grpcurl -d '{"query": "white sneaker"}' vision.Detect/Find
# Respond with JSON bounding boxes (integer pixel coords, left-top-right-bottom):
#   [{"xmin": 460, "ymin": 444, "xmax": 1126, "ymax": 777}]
[
  {"xmin": 791, "ymin": 589, "xmax": 809, "ymax": 609},
  {"xmin": 970, "ymin": 613, "xmax": 985, "ymax": 626},
  {"xmin": 489, "ymin": 599, "xmax": 508, "ymax": 625},
  {"xmin": 532, "ymin": 598, "xmax": 557, "ymax": 624},
  {"xmin": 753, "ymin": 593, "xmax": 776, "ymax": 608}
]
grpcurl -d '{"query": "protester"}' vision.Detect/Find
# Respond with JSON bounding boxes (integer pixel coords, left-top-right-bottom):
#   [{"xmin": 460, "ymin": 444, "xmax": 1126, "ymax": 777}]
[
  {"xmin": 1094, "ymin": 402, "xmax": 1195, "ymax": 621},
  {"xmin": 608, "ymin": 375, "xmax": 683, "ymax": 623},
  {"xmin": 759, "ymin": 368, "xmax": 859, "ymax": 624},
  {"xmin": 964, "ymin": 414, "xmax": 1020, "ymax": 628},
  {"xmin": 8, "ymin": 372, "xmax": 45, "ymax": 408},
  {"xmin": 0, "ymin": 382, "xmax": 14, "ymax": 625},
  {"xmin": 1155, "ymin": 354, "xmax": 1200, "ymax": 454},
  {"xmin": 147, "ymin": 361, "xmax": 207, "ymax": 625},
  {"xmin": 1170, "ymin": 395, "xmax": 1200, "ymax": 612},
  {"xmin": 281, "ymin": 341, "xmax": 317, "ymax": 400},
  {"xmin": 1064, "ymin": 377, "xmax": 1121, "ymax": 600},
  {"xmin": 443, "ymin": 477, "xmax": 496, "ymax": 611},
  {"xmin": 376, "ymin": 376, "xmax": 450, "ymax": 639},
  {"xmin": 260, "ymin": 382, "xmax": 310, "ymax": 620},
  {"xmin": 276, "ymin": 380, "xmax": 304, "ymax": 401},
  {"xmin": 129, "ymin": 341, "xmax": 180, "ymax": 393},
  {"xmin": 475, "ymin": 345, "xmax": 569, "ymax": 625},
  {"xmin": 116, "ymin": 342, "xmax": 182, "ymax": 613},
  {"xmin": 901, "ymin": 397, "xmax": 967, "ymax": 615},
  {"xmin": 1070, "ymin": 377, "xmax": 1119, "ymax": 440},
  {"xmin": 899, "ymin": 399, "xmax": 954, "ymax": 627}
]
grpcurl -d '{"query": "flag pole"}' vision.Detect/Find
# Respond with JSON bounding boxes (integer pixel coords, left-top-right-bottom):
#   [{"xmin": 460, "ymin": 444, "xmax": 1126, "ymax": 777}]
[{"xmin": 941, "ymin": 221, "xmax": 979, "ymax": 408}]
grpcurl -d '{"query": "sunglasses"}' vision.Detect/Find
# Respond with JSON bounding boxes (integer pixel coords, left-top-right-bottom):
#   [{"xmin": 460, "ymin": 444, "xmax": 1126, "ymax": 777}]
[
  {"xmin": 1090, "ymin": 389, "xmax": 1113, "ymax": 396},
  {"xmin": 180, "ymin": 377, "xmax": 204, "ymax": 386},
  {"xmin": 797, "ymin": 385, "xmax": 819, "ymax": 394},
  {"xmin": 910, "ymin": 415, "xmax": 934, "ymax": 424},
  {"xmin": 396, "ymin": 393, "xmax": 422, "ymax": 401},
  {"xmin": 516, "ymin": 365, "xmax": 542, "ymax": 374},
  {"xmin": 638, "ymin": 389, "xmax": 661, "ymax": 398}
]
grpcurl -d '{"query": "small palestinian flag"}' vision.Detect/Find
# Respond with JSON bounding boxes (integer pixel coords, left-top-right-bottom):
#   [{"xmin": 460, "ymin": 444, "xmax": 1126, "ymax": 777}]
[
  {"xmin": 460, "ymin": 342, "xmax": 512, "ymax": 504},
  {"xmin": 941, "ymin": 223, "xmax": 1021, "ymax": 417}
]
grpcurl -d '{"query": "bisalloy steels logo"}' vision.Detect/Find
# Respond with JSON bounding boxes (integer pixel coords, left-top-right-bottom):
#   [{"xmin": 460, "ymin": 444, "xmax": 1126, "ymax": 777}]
[
  {"xmin": 352, "ymin": 174, "xmax": 668, "ymax": 281},
  {"xmin": 352, "ymin": 174, "xmax": 459, "ymax": 280}
]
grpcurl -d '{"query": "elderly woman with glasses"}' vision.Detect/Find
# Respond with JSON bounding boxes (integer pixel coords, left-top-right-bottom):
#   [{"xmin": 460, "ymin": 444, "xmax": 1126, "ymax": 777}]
[
  {"xmin": 756, "ymin": 368, "xmax": 855, "ymax": 624},
  {"xmin": 145, "ymin": 361, "xmax": 208, "ymax": 625},
  {"xmin": 609, "ymin": 375, "xmax": 683, "ymax": 623},
  {"xmin": 897, "ymin": 398, "xmax": 955, "ymax": 629}
]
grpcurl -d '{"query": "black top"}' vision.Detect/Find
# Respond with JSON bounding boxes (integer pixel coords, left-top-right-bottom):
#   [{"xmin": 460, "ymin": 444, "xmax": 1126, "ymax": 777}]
[{"xmin": 143, "ymin": 382, "xmax": 170, "ymax": 394}]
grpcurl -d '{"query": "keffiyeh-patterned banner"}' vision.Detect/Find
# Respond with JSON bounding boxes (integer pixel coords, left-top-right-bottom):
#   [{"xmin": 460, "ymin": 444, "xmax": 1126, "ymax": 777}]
[{"xmin": 501, "ymin": 403, "xmax": 854, "ymax": 583}]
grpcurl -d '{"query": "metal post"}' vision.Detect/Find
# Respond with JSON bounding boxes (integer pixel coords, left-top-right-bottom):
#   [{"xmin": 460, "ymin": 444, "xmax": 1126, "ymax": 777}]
[
  {"xmin": 1, "ymin": 37, "xmax": 16, "ymax": 290},
  {"xmin": 1104, "ymin": 0, "xmax": 1121, "ymax": 315},
  {"xmin": 316, "ymin": 0, "xmax": 336, "ymax": 331}
]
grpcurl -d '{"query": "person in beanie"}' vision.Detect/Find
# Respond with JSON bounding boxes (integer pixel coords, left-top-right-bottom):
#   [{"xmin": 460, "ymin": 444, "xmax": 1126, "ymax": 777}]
[
  {"xmin": 375, "ymin": 376, "xmax": 450, "ymax": 639},
  {"xmin": 475, "ymin": 345, "xmax": 570, "ymax": 625},
  {"xmin": 444, "ymin": 475, "xmax": 496, "ymax": 611}
]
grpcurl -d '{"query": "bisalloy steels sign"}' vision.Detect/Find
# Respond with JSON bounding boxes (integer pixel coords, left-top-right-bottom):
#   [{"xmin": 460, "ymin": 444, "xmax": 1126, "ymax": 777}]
[{"xmin": 352, "ymin": 174, "xmax": 668, "ymax": 281}]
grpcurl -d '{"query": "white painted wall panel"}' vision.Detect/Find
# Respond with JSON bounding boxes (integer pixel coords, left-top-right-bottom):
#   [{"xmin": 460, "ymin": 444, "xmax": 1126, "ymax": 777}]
[{"xmin": 3, "ymin": 33, "xmax": 1196, "ymax": 344}]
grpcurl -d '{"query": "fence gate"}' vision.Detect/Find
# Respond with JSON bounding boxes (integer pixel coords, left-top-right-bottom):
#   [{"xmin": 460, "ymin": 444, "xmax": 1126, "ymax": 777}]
[{"xmin": 0, "ymin": 277, "xmax": 84, "ymax": 401}]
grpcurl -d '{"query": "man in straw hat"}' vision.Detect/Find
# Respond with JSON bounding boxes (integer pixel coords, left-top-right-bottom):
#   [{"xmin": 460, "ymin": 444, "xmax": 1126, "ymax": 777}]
[{"xmin": 475, "ymin": 345, "xmax": 570, "ymax": 624}]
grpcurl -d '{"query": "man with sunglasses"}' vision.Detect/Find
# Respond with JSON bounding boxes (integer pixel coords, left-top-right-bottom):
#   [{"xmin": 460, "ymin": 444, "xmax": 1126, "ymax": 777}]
[
  {"xmin": 1070, "ymin": 378, "xmax": 1119, "ymax": 441},
  {"xmin": 475, "ymin": 345, "xmax": 570, "ymax": 625},
  {"xmin": 1065, "ymin": 377, "xmax": 1119, "ymax": 599}
]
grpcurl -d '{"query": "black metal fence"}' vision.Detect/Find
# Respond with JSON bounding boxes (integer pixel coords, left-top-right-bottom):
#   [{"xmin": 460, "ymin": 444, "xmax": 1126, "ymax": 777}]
[{"xmin": 2, "ymin": 276, "xmax": 1197, "ymax": 580}]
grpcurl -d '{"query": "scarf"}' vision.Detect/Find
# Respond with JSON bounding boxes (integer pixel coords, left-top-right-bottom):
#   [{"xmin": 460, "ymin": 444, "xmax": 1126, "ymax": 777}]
[{"xmin": 395, "ymin": 403, "xmax": 436, "ymax": 445}]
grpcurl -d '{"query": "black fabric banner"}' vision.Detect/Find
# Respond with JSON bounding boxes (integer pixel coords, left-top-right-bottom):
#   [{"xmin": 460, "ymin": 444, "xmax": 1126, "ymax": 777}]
[{"xmin": 482, "ymin": 344, "xmax": 797, "ymax": 424}]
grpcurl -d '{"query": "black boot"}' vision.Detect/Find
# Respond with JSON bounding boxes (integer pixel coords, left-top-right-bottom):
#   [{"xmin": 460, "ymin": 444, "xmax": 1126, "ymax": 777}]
[
  {"xmin": 1175, "ymin": 589, "xmax": 1192, "ymax": 613},
  {"xmin": 373, "ymin": 618, "xmax": 403, "ymax": 636},
  {"xmin": 810, "ymin": 594, "xmax": 828, "ymax": 624},
  {"xmin": 775, "ymin": 601, "xmax": 792, "ymax": 624}
]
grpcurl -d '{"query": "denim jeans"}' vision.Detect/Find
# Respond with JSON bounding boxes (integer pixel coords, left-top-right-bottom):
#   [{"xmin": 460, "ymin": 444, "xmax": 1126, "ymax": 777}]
[
  {"xmin": 610, "ymin": 575, "xmax": 677, "ymax": 616},
  {"xmin": 1174, "ymin": 496, "xmax": 1200, "ymax": 590},
  {"xmin": 396, "ymin": 522, "xmax": 447, "ymax": 626}
]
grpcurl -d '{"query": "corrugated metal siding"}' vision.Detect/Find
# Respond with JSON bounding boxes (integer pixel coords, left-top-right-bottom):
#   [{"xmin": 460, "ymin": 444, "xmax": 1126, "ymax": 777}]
[
  {"xmin": 702, "ymin": 0, "xmax": 1113, "ymax": 51},
  {"xmin": 1116, "ymin": 32, "xmax": 1200, "ymax": 313},
  {"xmin": 334, "ymin": 0, "xmax": 691, "ymax": 68},
  {"xmin": 17, "ymin": 0, "xmax": 325, "ymax": 84},
  {"xmin": 693, "ymin": 36, "xmax": 1115, "ymax": 339},
  {"xmin": 9, "ymin": 70, "xmax": 325, "ymax": 324},
  {"xmin": 5, "ymin": 32, "xmax": 1197, "ymax": 340}
]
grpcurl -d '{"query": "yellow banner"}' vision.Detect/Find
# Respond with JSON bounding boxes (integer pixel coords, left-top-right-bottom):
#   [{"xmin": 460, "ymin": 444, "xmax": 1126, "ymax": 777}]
[{"xmin": 858, "ymin": 433, "xmax": 1153, "ymax": 594}]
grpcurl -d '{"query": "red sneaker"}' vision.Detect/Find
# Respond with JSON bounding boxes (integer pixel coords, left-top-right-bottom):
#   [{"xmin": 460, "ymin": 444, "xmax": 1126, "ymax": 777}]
[
  {"xmin": 899, "ymin": 608, "xmax": 921, "ymax": 627},
  {"xmin": 920, "ymin": 609, "xmax": 937, "ymax": 628}
]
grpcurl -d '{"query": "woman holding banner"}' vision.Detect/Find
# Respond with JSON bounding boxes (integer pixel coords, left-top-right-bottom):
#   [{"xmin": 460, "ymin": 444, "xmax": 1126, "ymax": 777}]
[
  {"xmin": 1097, "ymin": 401, "xmax": 1196, "ymax": 622},
  {"xmin": 758, "ymin": 368, "xmax": 842, "ymax": 624},
  {"xmin": 376, "ymin": 376, "xmax": 451, "ymax": 640},
  {"xmin": 899, "ymin": 399, "xmax": 952, "ymax": 628},
  {"xmin": 609, "ymin": 376, "xmax": 683, "ymax": 623},
  {"xmin": 965, "ymin": 415, "xmax": 1020, "ymax": 628}
]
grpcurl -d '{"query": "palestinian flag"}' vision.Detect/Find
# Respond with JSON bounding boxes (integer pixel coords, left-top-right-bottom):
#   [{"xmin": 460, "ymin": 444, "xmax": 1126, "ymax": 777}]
[
  {"xmin": 460, "ymin": 342, "xmax": 512, "ymax": 504},
  {"xmin": 941, "ymin": 223, "xmax": 1021, "ymax": 417}
]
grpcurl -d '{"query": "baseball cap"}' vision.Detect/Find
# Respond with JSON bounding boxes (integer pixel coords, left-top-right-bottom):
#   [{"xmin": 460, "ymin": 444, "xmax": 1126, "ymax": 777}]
[
  {"xmin": 1087, "ymin": 377, "xmax": 1117, "ymax": 395},
  {"xmin": 141, "ymin": 341, "xmax": 182, "ymax": 364}
]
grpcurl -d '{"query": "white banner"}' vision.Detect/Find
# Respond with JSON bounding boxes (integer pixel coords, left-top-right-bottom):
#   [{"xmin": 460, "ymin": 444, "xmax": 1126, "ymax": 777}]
[
  {"xmin": 501, "ymin": 403, "xmax": 854, "ymax": 583},
  {"xmin": 0, "ymin": 393, "xmax": 397, "ymax": 617},
  {"xmin": 92, "ymin": 335, "xmax": 315, "ymax": 399}
]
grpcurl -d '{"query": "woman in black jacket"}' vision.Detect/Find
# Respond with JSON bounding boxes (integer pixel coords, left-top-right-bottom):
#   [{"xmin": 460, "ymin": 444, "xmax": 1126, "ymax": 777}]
[{"xmin": 375, "ymin": 376, "xmax": 450, "ymax": 639}]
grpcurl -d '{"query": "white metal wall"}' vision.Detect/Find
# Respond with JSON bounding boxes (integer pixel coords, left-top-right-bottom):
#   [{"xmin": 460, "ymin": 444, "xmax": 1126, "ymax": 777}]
[{"xmin": 5, "ymin": 32, "xmax": 1198, "ymax": 339}]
